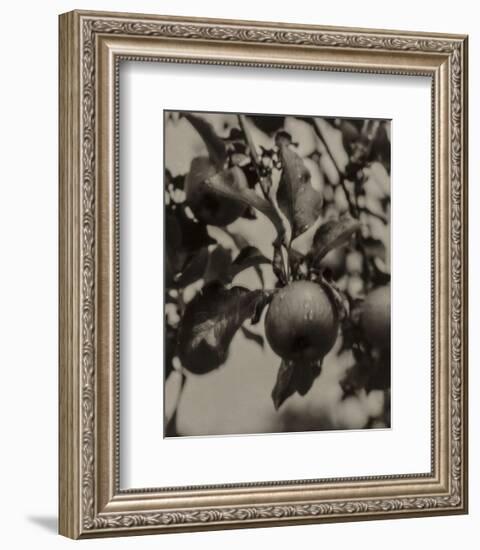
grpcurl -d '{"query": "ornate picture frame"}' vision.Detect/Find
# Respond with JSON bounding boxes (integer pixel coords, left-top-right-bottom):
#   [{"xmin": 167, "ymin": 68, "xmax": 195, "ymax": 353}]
[{"xmin": 59, "ymin": 10, "xmax": 468, "ymax": 539}]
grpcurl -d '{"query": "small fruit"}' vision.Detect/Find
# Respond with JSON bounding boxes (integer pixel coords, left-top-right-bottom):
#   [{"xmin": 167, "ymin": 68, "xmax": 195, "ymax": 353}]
[
  {"xmin": 361, "ymin": 285, "xmax": 391, "ymax": 349},
  {"xmin": 185, "ymin": 157, "xmax": 246, "ymax": 226},
  {"xmin": 265, "ymin": 281, "xmax": 339, "ymax": 363}
]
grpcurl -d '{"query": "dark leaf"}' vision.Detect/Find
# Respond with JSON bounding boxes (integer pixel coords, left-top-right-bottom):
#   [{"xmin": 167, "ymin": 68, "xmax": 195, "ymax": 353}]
[
  {"xmin": 271, "ymin": 361, "xmax": 296, "ymax": 410},
  {"xmin": 288, "ymin": 247, "xmax": 306, "ymax": 279},
  {"xmin": 240, "ymin": 206, "xmax": 257, "ymax": 219},
  {"xmin": 338, "ymin": 119, "xmax": 361, "ymax": 155},
  {"xmin": 370, "ymin": 257, "xmax": 391, "ymax": 287},
  {"xmin": 366, "ymin": 349, "xmax": 391, "ymax": 392},
  {"xmin": 175, "ymin": 246, "xmax": 209, "ymax": 287},
  {"xmin": 164, "ymin": 408, "xmax": 179, "ymax": 437},
  {"xmin": 250, "ymin": 290, "xmax": 275, "ymax": 325},
  {"xmin": 164, "ymin": 372, "xmax": 186, "ymax": 437},
  {"xmin": 363, "ymin": 237, "xmax": 386, "ymax": 262},
  {"xmin": 165, "ymin": 324, "xmax": 178, "ymax": 380},
  {"xmin": 249, "ymin": 115, "xmax": 285, "ymax": 135},
  {"xmin": 340, "ymin": 363, "xmax": 368, "ymax": 398},
  {"xmin": 368, "ymin": 122, "xmax": 391, "ymax": 172},
  {"xmin": 165, "ymin": 171, "xmax": 185, "ymax": 192},
  {"xmin": 272, "ymin": 242, "xmax": 287, "ymax": 286},
  {"xmin": 294, "ymin": 361, "xmax": 322, "ymax": 396},
  {"xmin": 275, "ymin": 131, "xmax": 294, "ymax": 148},
  {"xmin": 240, "ymin": 326, "xmax": 264, "ymax": 349},
  {"xmin": 254, "ymin": 265, "xmax": 266, "ymax": 288},
  {"xmin": 277, "ymin": 143, "xmax": 323, "ymax": 239},
  {"xmin": 321, "ymin": 279, "xmax": 349, "ymax": 321},
  {"xmin": 166, "ymin": 205, "xmax": 216, "ymax": 257},
  {"xmin": 241, "ymin": 162, "xmax": 260, "ymax": 189},
  {"xmin": 178, "ymin": 284, "xmax": 269, "ymax": 374},
  {"xmin": 165, "ymin": 212, "xmax": 182, "ymax": 260},
  {"xmin": 206, "ymin": 167, "xmax": 285, "ymax": 240},
  {"xmin": 203, "ymin": 245, "xmax": 232, "ymax": 285},
  {"xmin": 229, "ymin": 246, "xmax": 270, "ymax": 280},
  {"xmin": 311, "ymin": 216, "xmax": 360, "ymax": 264},
  {"xmin": 366, "ymin": 364, "xmax": 391, "ymax": 392},
  {"xmin": 182, "ymin": 112, "xmax": 227, "ymax": 169}
]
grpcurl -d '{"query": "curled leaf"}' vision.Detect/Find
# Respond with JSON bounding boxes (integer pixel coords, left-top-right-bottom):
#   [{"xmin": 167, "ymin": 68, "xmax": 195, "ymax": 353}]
[
  {"xmin": 311, "ymin": 216, "xmax": 360, "ymax": 265},
  {"xmin": 271, "ymin": 361, "xmax": 296, "ymax": 410},
  {"xmin": 320, "ymin": 279, "xmax": 349, "ymax": 322},
  {"xmin": 271, "ymin": 360, "xmax": 322, "ymax": 409},
  {"xmin": 185, "ymin": 158, "xmax": 247, "ymax": 226},
  {"xmin": 240, "ymin": 326, "xmax": 264, "ymax": 349},
  {"xmin": 205, "ymin": 168, "xmax": 285, "ymax": 240},
  {"xmin": 182, "ymin": 112, "xmax": 227, "ymax": 169},
  {"xmin": 277, "ymin": 143, "xmax": 323, "ymax": 239},
  {"xmin": 229, "ymin": 246, "xmax": 270, "ymax": 280},
  {"xmin": 250, "ymin": 290, "xmax": 275, "ymax": 325},
  {"xmin": 178, "ymin": 284, "xmax": 270, "ymax": 374},
  {"xmin": 295, "ymin": 361, "xmax": 322, "ymax": 396}
]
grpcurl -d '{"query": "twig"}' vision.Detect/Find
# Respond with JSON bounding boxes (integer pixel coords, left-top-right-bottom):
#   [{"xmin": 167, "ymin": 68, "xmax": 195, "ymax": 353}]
[
  {"xmin": 238, "ymin": 115, "xmax": 291, "ymax": 282},
  {"xmin": 238, "ymin": 114, "xmax": 271, "ymax": 200},
  {"xmin": 311, "ymin": 119, "xmax": 358, "ymax": 218},
  {"xmin": 358, "ymin": 207, "xmax": 388, "ymax": 225}
]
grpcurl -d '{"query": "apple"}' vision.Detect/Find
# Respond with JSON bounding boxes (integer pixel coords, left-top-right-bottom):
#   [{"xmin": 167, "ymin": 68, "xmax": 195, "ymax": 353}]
[{"xmin": 265, "ymin": 281, "xmax": 339, "ymax": 363}]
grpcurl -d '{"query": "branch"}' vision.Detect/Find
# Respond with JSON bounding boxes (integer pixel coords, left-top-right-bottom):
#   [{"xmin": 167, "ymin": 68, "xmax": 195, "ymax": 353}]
[
  {"xmin": 238, "ymin": 114, "xmax": 271, "ymax": 200},
  {"xmin": 359, "ymin": 206, "xmax": 388, "ymax": 225},
  {"xmin": 311, "ymin": 119, "xmax": 358, "ymax": 218}
]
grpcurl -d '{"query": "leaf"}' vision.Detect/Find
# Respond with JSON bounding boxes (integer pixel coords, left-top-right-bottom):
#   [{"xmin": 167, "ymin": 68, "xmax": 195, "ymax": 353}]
[
  {"xmin": 205, "ymin": 167, "xmax": 286, "ymax": 240},
  {"xmin": 167, "ymin": 205, "xmax": 215, "ymax": 256},
  {"xmin": 203, "ymin": 245, "xmax": 232, "ymax": 285},
  {"xmin": 165, "ymin": 212, "xmax": 183, "ymax": 268},
  {"xmin": 320, "ymin": 279, "xmax": 349, "ymax": 321},
  {"xmin": 165, "ymin": 171, "xmax": 185, "ymax": 191},
  {"xmin": 165, "ymin": 207, "xmax": 215, "ymax": 282},
  {"xmin": 229, "ymin": 246, "xmax": 270, "ymax": 280},
  {"xmin": 249, "ymin": 115, "xmax": 285, "ymax": 135},
  {"xmin": 272, "ymin": 242, "xmax": 287, "ymax": 286},
  {"xmin": 174, "ymin": 246, "xmax": 209, "ymax": 287},
  {"xmin": 310, "ymin": 216, "xmax": 360, "ymax": 264},
  {"xmin": 165, "ymin": 324, "xmax": 178, "ymax": 380},
  {"xmin": 253, "ymin": 265, "xmax": 266, "ymax": 288},
  {"xmin": 240, "ymin": 326, "xmax": 264, "ymax": 349},
  {"xmin": 240, "ymin": 206, "xmax": 257, "ymax": 219},
  {"xmin": 294, "ymin": 361, "xmax": 322, "ymax": 396},
  {"xmin": 178, "ymin": 284, "xmax": 269, "ymax": 374},
  {"xmin": 338, "ymin": 119, "xmax": 361, "ymax": 154},
  {"xmin": 182, "ymin": 112, "xmax": 227, "ymax": 169},
  {"xmin": 271, "ymin": 361, "xmax": 296, "ymax": 410},
  {"xmin": 164, "ymin": 370, "xmax": 187, "ymax": 437},
  {"xmin": 272, "ymin": 359, "xmax": 322, "ymax": 409},
  {"xmin": 277, "ymin": 143, "xmax": 323, "ymax": 239},
  {"xmin": 363, "ymin": 237, "xmax": 386, "ymax": 262},
  {"xmin": 340, "ymin": 364, "xmax": 368, "ymax": 398},
  {"xmin": 250, "ymin": 290, "xmax": 275, "ymax": 325},
  {"xmin": 368, "ymin": 121, "xmax": 391, "ymax": 172}
]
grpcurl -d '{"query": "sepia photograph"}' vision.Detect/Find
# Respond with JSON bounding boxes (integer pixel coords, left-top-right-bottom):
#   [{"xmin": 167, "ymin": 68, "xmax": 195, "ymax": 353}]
[{"xmin": 164, "ymin": 110, "xmax": 391, "ymax": 437}]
